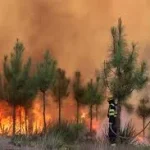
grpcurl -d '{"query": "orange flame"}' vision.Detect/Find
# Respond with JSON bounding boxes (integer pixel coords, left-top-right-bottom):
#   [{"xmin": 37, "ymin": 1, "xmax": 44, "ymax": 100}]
[{"xmin": 0, "ymin": 99, "xmax": 101, "ymax": 135}]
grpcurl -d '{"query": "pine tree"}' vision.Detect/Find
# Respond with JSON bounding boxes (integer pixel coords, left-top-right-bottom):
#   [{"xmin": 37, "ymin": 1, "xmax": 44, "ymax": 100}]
[
  {"xmin": 36, "ymin": 50, "xmax": 57, "ymax": 133},
  {"xmin": 3, "ymin": 39, "xmax": 32, "ymax": 135},
  {"xmin": 19, "ymin": 75, "xmax": 38, "ymax": 135},
  {"xmin": 95, "ymin": 104, "xmax": 99, "ymax": 121},
  {"xmin": 0, "ymin": 74, "xmax": 5, "ymax": 100},
  {"xmin": 16, "ymin": 57, "xmax": 32, "ymax": 134},
  {"xmin": 95, "ymin": 71, "xmax": 106, "ymax": 121},
  {"xmin": 136, "ymin": 97, "xmax": 150, "ymax": 138},
  {"xmin": 52, "ymin": 68, "xmax": 70, "ymax": 126},
  {"xmin": 104, "ymin": 18, "xmax": 148, "ymax": 142},
  {"xmin": 73, "ymin": 71, "xmax": 85, "ymax": 124},
  {"xmin": 84, "ymin": 77, "xmax": 104, "ymax": 132}
]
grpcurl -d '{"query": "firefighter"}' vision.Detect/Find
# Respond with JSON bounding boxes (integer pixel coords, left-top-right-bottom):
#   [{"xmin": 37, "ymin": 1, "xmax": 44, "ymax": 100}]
[{"xmin": 107, "ymin": 97, "xmax": 117, "ymax": 146}]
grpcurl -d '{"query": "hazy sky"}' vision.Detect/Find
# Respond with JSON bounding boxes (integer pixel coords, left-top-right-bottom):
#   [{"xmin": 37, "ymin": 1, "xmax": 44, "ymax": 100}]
[{"xmin": 0, "ymin": 0, "xmax": 150, "ymax": 79}]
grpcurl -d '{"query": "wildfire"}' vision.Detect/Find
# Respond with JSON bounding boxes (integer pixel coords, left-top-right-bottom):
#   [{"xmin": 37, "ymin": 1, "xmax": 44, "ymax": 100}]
[
  {"xmin": 0, "ymin": 101, "xmax": 12, "ymax": 135},
  {"xmin": 0, "ymin": 99, "xmax": 52, "ymax": 135},
  {"xmin": 0, "ymin": 99, "xmax": 101, "ymax": 135}
]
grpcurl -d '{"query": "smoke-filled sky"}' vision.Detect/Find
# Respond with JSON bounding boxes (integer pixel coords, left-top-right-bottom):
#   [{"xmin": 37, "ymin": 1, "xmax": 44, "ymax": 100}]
[{"xmin": 0, "ymin": 0, "xmax": 150, "ymax": 78}]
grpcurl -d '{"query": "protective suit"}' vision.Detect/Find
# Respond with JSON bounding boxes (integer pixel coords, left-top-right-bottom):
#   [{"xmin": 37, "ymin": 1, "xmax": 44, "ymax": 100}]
[{"xmin": 108, "ymin": 98, "xmax": 117, "ymax": 145}]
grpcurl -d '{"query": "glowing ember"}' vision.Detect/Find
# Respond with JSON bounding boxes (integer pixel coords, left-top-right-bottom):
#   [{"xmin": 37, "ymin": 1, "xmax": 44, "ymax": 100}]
[
  {"xmin": 135, "ymin": 136, "xmax": 150, "ymax": 145},
  {"xmin": 137, "ymin": 136, "xmax": 144, "ymax": 143},
  {"xmin": 80, "ymin": 112, "xmax": 87, "ymax": 124},
  {"xmin": 92, "ymin": 119, "xmax": 100, "ymax": 131},
  {"xmin": 81, "ymin": 112, "xmax": 86, "ymax": 119}
]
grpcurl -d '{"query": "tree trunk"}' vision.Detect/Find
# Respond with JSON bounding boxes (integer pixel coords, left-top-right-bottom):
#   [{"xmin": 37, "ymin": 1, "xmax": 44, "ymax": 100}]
[
  {"xmin": 76, "ymin": 101, "xmax": 80, "ymax": 138},
  {"xmin": 35, "ymin": 121, "xmax": 38, "ymax": 134},
  {"xmin": 96, "ymin": 105, "xmax": 98, "ymax": 121},
  {"xmin": 12, "ymin": 104, "xmax": 16, "ymax": 136},
  {"xmin": 116, "ymin": 101, "xmax": 121, "ymax": 144},
  {"xmin": 58, "ymin": 97, "xmax": 61, "ymax": 126},
  {"xmin": 24, "ymin": 108, "xmax": 28, "ymax": 135},
  {"xmin": 116, "ymin": 54, "xmax": 122, "ymax": 144},
  {"xmin": 143, "ymin": 117, "xmax": 146, "ymax": 138},
  {"xmin": 19, "ymin": 108, "xmax": 22, "ymax": 134},
  {"xmin": 42, "ymin": 91, "xmax": 46, "ymax": 133},
  {"xmin": 76, "ymin": 101, "xmax": 80, "ymax": 124},
  {"xmin": 90, "ymin": 104, "xmax": 93, "ymax": 133}
]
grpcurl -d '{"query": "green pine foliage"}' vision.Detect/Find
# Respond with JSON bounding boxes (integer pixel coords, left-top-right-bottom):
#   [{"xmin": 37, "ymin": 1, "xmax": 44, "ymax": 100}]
[
  {"xmin": 136, "ymin": 97, "xmax": 150, "ymax": 137},
  {"xmin": 73, "ymin": 71, "xmax": 85, "ymax": 124},
  {"xmin": 36, "ymin": 50, "xmax": 57, "ymax": 133},
  {"xmin": 3, "ymin": 39, "xmax": 33, "ymax": 135},
  {"xmin": 51, "ymin": 68, "xmax": 70, "ymax": 126},
  {"xmin": 104, "ymin": 18, "xmax": 149, "ymax": 142},
  {"xmin": 84, "ymin": 77, "xmax": 104, "ymax": 132}
]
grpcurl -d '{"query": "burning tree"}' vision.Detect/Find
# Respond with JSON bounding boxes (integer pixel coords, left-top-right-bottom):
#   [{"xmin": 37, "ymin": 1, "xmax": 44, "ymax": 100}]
[
  {"xmin": 73, "ymin": 71, "xmax": 85, "ymax": 124},
  {"xmin": 19, "ymin": 75, "xmax": 38, "ymax": 135},
  {"xmin": 136, "ymin": 97, "xmax": 150, "ymax": 138},
  {"xmin": 104, "ymin": 18, "xmax": 148, "ymax": 143},
  {"xmin": 16, "ymin": 57, "xmax": 31, "ymax": 135},
  {"xmin": 3, "ymin": 39, "xmax": 32, "ymax": 136},
  {"xmin": 52, "ymin": 68, "xmax": 70, "ymax": 126},
  {"xmin": 36, "ymin": 50, "xmax": 57, "ymax": 133}
]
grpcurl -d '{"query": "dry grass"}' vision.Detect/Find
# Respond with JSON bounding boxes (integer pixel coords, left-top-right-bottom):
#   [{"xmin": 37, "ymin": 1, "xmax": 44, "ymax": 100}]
[
  {"xmin": 72, "ymin": 143, "xmax": 150, "ymax": 150},
  {"xmin": 0, "ymin": 136, "xmax": 149, "ymax": 150},
  {"xmin": 0, "ymin": 122, "xmax": 149, "ymax": 150}
]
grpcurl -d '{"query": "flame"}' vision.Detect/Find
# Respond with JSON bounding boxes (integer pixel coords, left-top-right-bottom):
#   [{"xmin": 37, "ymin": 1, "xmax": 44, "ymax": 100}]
[
  {"xmin": 80, "ymin": 111, "xmax": 100, "ymax": 131},
  {"xmin": 0, "ymin": 99, "xmax": 101, "ymax": 135},
  {"xmin": 92, "ymin": 119, "xmax": 100, "ymax": 131},
  {"xmin": 80, "ymin": 111, "xmax": 88, "ymax": 124},
  {"xmin": 137, "ymin": 136, "xmax": 144, "ymax": 143},
  {"xmin": 136, "ymin": 136, "xmax": 150, "ymax": 145},
  {"xmin": 81, "ymin": 112, "xmax": 86, "ymax": 119},
  {"xmin": 0, "ymin": 99, "xmax": 53, "ymax": 135}
]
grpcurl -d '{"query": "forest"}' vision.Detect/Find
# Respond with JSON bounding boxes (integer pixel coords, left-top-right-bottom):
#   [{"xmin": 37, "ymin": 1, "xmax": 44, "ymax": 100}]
[{"xmin": 0, "ymin": 19, "xmax": 150, "ymax": 150}]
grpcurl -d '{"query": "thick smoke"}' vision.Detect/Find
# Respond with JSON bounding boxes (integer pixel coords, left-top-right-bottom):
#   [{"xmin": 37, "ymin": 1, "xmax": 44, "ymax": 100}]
[
  {"xmin": 0, "ymin": 0, "xmax": 150, "ymax": 76},
  {"xmin": 0, "ymin": 0, "xmax": 113, "ymax": 77}
]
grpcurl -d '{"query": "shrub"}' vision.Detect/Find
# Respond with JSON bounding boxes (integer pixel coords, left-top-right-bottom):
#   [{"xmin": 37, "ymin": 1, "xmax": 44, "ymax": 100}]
[
  {"xmin": 119, "ymin": 121, "xmax": 137, "ymax": 144},
  {"xmin": 39, "ymin": 132, "xmax": 64, "ymax": 150},
  {"xmin": 102, "ymin": 121, "xmax": 137, "ymax": 144},
  {"xmin": 47, "ymin": 121, "xmax": 87, "ymax": 144}
]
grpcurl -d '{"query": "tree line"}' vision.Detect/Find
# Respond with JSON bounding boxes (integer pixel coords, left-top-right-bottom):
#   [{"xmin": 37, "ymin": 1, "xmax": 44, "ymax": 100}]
[
  {"xmin": 0, "ymin": 18, "xmax": 149, "ymax": 139},
  {"xmin": 0, "ymin": 39, "xmax": 105, "ymax": 136}
]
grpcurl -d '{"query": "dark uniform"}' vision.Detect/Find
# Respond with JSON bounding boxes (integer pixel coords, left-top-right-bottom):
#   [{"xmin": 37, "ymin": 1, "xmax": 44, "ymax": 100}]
[{"xmin": 108, "ymin": 98, "xmax": 117, "ymax": 144}]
